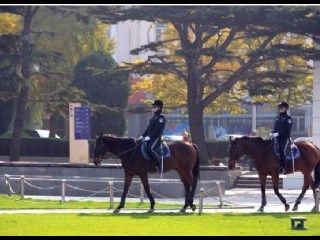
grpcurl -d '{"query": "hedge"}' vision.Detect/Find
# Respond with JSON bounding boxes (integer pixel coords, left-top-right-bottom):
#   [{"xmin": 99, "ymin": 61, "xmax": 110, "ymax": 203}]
[
  {"xmin": 0, "ymin": 138, "xmax": 96, "ymax": 157},
  {"xmin": 0, "ymin": 138, "xmax": 229, "ymax": 159}
]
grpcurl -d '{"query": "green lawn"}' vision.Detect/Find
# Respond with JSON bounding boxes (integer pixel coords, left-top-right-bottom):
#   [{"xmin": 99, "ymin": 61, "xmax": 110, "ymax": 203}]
[{"xmin": 1, "ymin": 194, "xmax": 319, "ymax": 236}]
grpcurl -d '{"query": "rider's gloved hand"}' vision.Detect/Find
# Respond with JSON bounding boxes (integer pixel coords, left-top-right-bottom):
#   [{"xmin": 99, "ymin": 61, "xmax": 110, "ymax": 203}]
[
  {"xmin": 137, "ymin": 136, "xmax": 143, "ymax": 141},
  {"xmin": 270, "ymin": 132, "xmax": 279, "ymax": 138},
  {"xmin": 144, "ymin": 136, "xmax": 150, "ymax": 141}
]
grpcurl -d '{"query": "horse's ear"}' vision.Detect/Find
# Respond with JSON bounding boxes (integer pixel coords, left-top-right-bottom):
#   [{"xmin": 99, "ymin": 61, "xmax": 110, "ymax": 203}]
[{"xmin": 95, "ymin": 132, "xmax": 102, "ymax": 140}]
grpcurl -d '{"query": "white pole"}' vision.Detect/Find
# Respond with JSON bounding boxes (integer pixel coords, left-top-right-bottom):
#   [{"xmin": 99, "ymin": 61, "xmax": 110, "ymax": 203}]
[
  {"xmin": 216, "ymin": 181, "xmax": 224, "ymax": 207},
  {"xmin": 20, "ymin": 175, "xmax": 25, "ymax": 199},
  {"xmin": 140, "ymin": 182, "xmax": 145, "ymax": 203},
  {"xmin": 252, "ymin": 103, "xmax": 257, "ymax": 132},
  {"xmin": 5, "ymin": 174, "xmax": 11, "ymax": 196},
  {"xmin": 109, "ymin": 181, "xmax": 114, "ymax": 209},
  {"xmin": 198, "ymin": 188, "xmax": 205, "ymax": 215},
  {"xmin": 315, "ymin": 188, "xmax": 319, "ymax": 212},
  {"xmin": 61, "ymin": 179, "xmax": 66, "ymax": 203}
]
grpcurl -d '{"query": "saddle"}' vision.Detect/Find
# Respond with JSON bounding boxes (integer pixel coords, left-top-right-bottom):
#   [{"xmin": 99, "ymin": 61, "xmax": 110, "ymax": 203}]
[
  {"xmin": 272, "ymin": 139, "xmax": 300, "ymax": 160},
  {"xmin": 141, "ymin": 141, "xmax": 171, "ymax": 161}
]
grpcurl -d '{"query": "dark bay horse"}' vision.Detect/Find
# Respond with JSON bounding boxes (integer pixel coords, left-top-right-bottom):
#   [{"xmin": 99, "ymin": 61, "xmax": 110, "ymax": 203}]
[
  {"xmin": 93, "ymin": 134, "xmax": 200, "ymax": 213},
  {"xmin": 228, "ymin": 136, "xmax": 320, "ymax": 212}
]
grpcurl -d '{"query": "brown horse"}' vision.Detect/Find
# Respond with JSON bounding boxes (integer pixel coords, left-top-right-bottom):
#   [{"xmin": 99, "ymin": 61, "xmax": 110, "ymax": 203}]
[
  {"xmin": 228, "ymin": 136, "xmax": 320, "ymax": 212},
  {"xmin": 93, "ymin": 133, "xmax": 200, "ymax": 213}
]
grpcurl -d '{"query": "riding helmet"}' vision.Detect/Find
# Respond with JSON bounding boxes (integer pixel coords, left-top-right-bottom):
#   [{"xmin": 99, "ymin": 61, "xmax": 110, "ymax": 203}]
[
  {"xmin": 152, "ymin": 99, "xmax": 163, "ymax": 108},
  {"xmin": 278, "ymin": 101, "xmax": 289, "ymax": 109}
]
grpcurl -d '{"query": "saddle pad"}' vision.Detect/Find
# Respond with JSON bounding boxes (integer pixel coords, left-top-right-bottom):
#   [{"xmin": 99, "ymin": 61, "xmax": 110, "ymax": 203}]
[
  {"xmin": 274, "ymin": 143, "xmax": 301, "ymax": 160},
  {"xmin": 141, "ymin": 141, "xmax": 170, "ymax": 161}
]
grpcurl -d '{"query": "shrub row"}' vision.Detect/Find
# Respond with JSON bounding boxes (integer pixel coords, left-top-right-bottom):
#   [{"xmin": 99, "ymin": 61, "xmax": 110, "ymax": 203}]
[
  {"xmin": 0, "ymin": 138, "xmax": 96, "ymax": 157},
  {"xmin": 0, "ymin": 138, "xmax": 229, "ymax": 159}
]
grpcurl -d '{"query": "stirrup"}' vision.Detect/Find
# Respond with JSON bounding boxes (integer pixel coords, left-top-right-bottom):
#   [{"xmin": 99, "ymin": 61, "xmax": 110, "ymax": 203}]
[
  {"xmin": 152, "ymin": 165, "xmax": 160, "ymax": 173},
  {"xmin": 279, "ymin": 167, "xmax": 287, "ymax": 175}
]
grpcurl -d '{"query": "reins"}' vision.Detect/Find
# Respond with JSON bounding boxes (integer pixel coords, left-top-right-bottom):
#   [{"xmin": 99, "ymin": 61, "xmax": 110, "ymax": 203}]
[{"xmin": 107, "ymin": 139, "xmax": 143, "ymax": 170}]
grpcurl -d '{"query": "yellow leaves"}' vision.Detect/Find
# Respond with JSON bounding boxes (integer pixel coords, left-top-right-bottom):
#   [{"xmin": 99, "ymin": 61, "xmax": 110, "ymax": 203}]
[
  {"xmin": 132, "ymin": 74, "xmax": 187, "ymax": 109},
  {"xmin": 0, "ymin": 13, "xmax": 22, "ymax": 35}
]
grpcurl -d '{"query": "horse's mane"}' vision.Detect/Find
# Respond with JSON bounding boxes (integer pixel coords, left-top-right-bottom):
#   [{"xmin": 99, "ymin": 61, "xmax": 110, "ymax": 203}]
[
  {"xmin": 102, "ymin": 134, "xmax": 135, "ymax": 140},
  {"xmin": 239, "ymin": 136, "xmax": 271, "ymax": 145},
  {"xmin": 102, "ymin": 134, "xmax": 136, "ymax": 145}
]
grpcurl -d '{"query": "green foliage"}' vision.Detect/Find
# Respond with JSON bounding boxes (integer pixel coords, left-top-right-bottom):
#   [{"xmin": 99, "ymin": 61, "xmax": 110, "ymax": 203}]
[
  {"xmin": 0, "ymin": 137, "xmax": 69, "ymax": 157},
  {"xmin": 73, "ymin": 51, "xmax": 130, "ymax": 136},
  {"xmin": 205, "ymin": 141, "xmax": 230, "ymax": 159}
]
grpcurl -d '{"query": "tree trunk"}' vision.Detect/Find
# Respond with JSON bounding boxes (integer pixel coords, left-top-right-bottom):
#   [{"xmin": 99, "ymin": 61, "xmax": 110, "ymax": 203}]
[
  {"xmin": 9, "ymin": 86, "xmax": 29, "ymax": 161},
  {"xmin": 188, "ymin": 103, "xmax": 209, "ymax": 165},
  {"xmin": 9, "ymin": 7, "xmax": 34, "ymax": 161},
  {"xmin": 49, "ymin": 113, "xmax": 58, "ymax": 138},
  {"xmin": 186, "ymin": 60, "xmax": 209, "ymax": 165}
]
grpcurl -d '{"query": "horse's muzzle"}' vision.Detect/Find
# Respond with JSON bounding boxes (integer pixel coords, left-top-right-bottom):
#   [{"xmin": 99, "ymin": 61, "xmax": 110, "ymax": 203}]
[
  {"xmin": 93, "ymin": 157, "xmax": 102, "ymax": 166},
  {"xmin": 228, "ymin": 164, "xmax": 235, "ymax": 170}
]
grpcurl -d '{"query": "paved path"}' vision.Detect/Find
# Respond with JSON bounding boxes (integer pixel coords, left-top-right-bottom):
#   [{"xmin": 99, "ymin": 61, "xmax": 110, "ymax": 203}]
[{"xmin": 1, "ymin": 188, "xmax": 317, "ymax": 214}]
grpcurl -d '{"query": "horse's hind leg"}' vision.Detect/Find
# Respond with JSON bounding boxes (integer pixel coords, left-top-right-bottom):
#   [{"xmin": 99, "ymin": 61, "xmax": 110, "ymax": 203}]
[
  {"xmin": 115, "ymin": 173, "xmax": 133, "ymax": 213},
  {"xmin": 309, "ymin": 177, "xmax": 318, "ymax": 212},
  {"xmin": 139, "ymin": 174, "xmax": 155, "ymax": 212},
  {"xmin": 292, "ymin": 174, "xmax": 312, "ymax": 211},
  {"xmin": 178, "ymin": 173, "xmax": 193, "ymax": 212}
]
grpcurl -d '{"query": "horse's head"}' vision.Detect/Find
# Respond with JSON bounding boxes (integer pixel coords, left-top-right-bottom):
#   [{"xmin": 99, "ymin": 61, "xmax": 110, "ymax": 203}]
[
  {"xmin": 93, "ymin": 133, "xmax": 108, "ymax": 166},
  {"xmin": 228, "ymin": 137, "xmax": 244, "ymax": 170}
]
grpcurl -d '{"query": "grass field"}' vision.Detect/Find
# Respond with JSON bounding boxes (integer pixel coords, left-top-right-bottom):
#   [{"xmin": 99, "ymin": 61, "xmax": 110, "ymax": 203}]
[{"xmin": 1, "ymin": 194, "xmax": 319, "ymax": 236}]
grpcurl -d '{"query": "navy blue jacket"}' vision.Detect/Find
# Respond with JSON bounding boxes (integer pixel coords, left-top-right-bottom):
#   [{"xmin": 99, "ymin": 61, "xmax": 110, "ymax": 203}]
[
  {"xmin": 273, "ymin": 112, "xmax": 292, "ymax": 140},
  {"xmin": 143, "ymin": 111, "xmax": 166, "ymax": 141}
]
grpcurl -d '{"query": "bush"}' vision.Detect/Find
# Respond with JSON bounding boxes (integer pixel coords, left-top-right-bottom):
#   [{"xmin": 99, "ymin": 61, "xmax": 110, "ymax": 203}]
[
  {"xmin": 205, "ymin": 140, "xmax": 229, "ymax": 159},
  {"xmin": 0, "ymin": 138, "xmax": 69, "ymax": 157}
]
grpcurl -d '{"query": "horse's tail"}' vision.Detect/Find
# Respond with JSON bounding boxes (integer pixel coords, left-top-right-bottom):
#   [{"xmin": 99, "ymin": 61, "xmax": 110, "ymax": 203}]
[
  {"xmin": 192, "ymin": 143, "xmax": 200, "ymax": 181},
  {"xmin": 314, "ymin": 161, "xmax": 320, "ymax": 189},
  {"xmin": 313, "ymin": 143, "xmax": 320, "ymax": 188}
]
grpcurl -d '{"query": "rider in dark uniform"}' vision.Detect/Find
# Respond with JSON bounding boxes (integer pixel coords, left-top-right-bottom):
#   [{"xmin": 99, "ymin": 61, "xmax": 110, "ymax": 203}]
[
  {"xmin": 138, "ymin": 100, "xmax": 166, "ymax": 173},
  {"xmin": 270, "ymin": 101, "xmax": 292, "ymax": 175}
]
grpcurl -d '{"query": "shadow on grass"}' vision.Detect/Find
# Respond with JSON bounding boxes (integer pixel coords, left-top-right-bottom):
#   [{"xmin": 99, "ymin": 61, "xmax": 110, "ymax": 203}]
[{"xmin": 78, "ymin": 211, "xmax": 194, "ymax": 219}]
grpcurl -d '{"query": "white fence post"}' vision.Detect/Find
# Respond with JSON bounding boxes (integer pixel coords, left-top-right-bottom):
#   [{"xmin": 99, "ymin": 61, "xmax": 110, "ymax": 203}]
[
  {"xmin": 198, "ymin": 188, "xmax": 205, "ymax": 215},
  {"xmin": 316, "ymin": 188, "xmax": 319, "ymax": 212},
  {"xmin": 4, "ymin": 174, "xmax": 11, "ymax": 196},
  {"xmin": 140, "ymin": 182, "xmax": 144, "ymax": 203},
  {"xmin": 61, "ymin": 179, "xmax": 66, "ymax": 203},
  {"xmin": 109, "ymin": 181, "xmax": 114, "ymax": 209},
  {"xmin": 20, "ymin": 175, "xmax": 25, "ymax": 199},
  {"xmin": 216, "ymin": 181, "xmax": 224, "ymax": 207}
]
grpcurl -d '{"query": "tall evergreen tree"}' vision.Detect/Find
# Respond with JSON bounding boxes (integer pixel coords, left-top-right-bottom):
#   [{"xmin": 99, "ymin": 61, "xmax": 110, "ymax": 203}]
[{"xmin": 73, "ymin": 51, "xmax": 130, "ymax": 136}]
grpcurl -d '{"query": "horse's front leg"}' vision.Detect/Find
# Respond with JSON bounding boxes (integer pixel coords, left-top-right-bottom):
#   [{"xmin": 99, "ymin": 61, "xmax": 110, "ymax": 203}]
[
  {"xmin": 292, "ymin": 174, "xmax": 311, "ymax": 211},
  {"xmin": 272, "ymin": 174, "xmax": 289, "ymax": 212},
  {"xmin": 258, "ymin": 174, "xmax": 267, "ymax": 212},
  {"xmin": 139, "ymin": 174, "xmax": 155, "ymax": 212},
  {"xmin": 114, "ymin": 172, "xmax": 133, "ymax": 213}
]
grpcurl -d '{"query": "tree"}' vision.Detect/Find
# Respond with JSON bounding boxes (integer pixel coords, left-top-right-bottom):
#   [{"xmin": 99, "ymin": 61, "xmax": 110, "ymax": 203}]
[
  {"xmin": 0, "ymin": 6, "xmax": 115, "ymax": 159},
  {"xmin": 0, "ymin": 6, "xmax": 41, "ymax": 161},
  {"xmin": 30, "ymin": 7, "xmax": 115, "ymax": 138},
  {"xmin": 91, "ymin": 5, "xmax": 320, "ymax": 165},
  {"xmin": 73, "ymin": 51, "xmax": 130, "ymax": 136}
]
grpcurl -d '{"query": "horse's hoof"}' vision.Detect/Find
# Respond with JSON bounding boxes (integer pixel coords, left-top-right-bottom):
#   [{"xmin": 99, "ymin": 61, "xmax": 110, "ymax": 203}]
[
  {"xmin": 311, "ymin": 206, "xmax": 317, "ymax": 212},
  {"xmin": 113, "ymin": 208, "xmax": 121, "ymax": 213},
  {"xmin": 285, "ymin": 204, "xmax": 290, "ymax": 212},
  {"xmin": 292, "ymin": 205, "xmax": 298, "ymax": 211},
  {"xmin": 191, "ymin": 204, "xmax": 196, "ymax": 212},
  {"xmin": 179, "ymin": 208, "xmax": 186, "ymax": 213},
  {"xmin": 257, "ymin": 207, "xmax": 264, "ymax": 213},
  {"xmin": 147, "ymin": 209, "xmax": 154, "ymax": 213}
]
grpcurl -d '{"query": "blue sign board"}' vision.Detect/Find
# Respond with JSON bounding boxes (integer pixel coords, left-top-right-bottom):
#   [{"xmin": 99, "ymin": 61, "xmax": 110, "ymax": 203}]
[{"xmin": 74, "ymin": 106, "xmax": 91, "ymax": 140}]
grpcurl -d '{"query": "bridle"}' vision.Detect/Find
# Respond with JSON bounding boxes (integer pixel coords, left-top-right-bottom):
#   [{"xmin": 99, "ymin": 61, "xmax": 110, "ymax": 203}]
[{"xmin": 96, "ymin": 138, "xmax": 143, "ymax": 169}]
